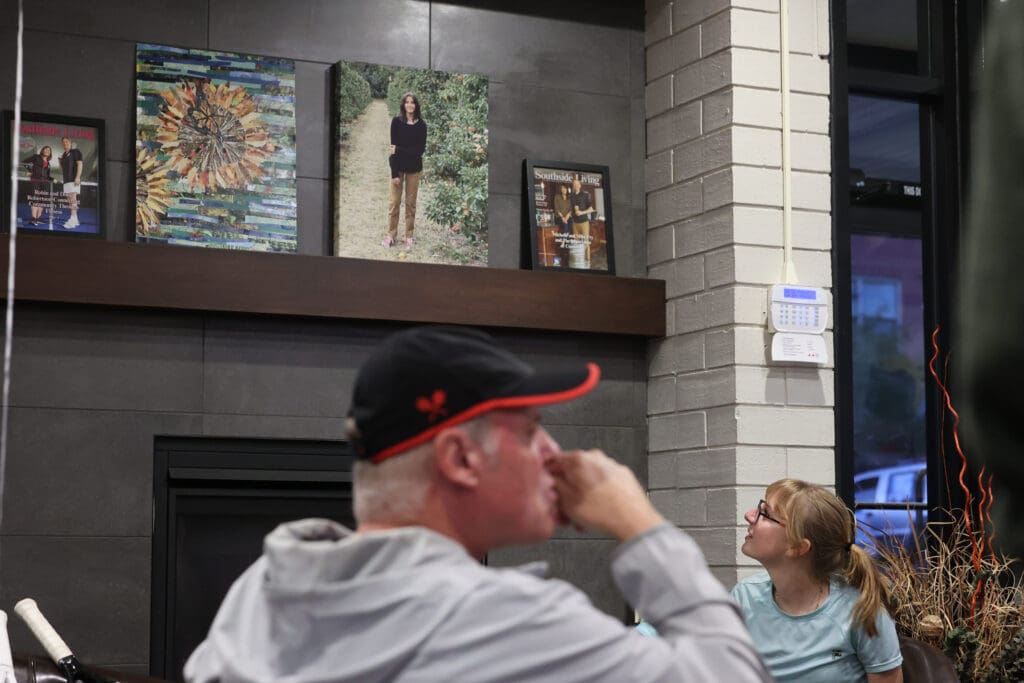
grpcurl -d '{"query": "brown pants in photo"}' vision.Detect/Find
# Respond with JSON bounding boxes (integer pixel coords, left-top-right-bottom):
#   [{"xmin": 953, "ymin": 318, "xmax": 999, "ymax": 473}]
[
  {"xmin": 573, "ymin": 220, "xmax": 591, "ymax": 261},
  {"xmin": 388, "ymin": 171, "xmax": 421, "ymax": 240}
]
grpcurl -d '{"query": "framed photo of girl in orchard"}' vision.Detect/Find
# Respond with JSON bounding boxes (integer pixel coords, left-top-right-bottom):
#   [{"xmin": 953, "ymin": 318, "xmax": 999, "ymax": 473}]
[
  {"xmin": 331, "ymin": 60, "xmax": 489, "ymax": 266},
  {"xmin": 525, "ymin": 160, "xmax": 614, "ymax": 274},
  {"xmin": 2, "ymin": 111, "xmax": 105, "ymax": 237}
]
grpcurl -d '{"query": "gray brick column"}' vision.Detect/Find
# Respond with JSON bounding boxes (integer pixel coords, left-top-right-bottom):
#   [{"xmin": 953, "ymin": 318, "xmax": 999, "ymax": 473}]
[{"xmin": 644, "ymin": 0, "xmax": 835, "ymax": 586}]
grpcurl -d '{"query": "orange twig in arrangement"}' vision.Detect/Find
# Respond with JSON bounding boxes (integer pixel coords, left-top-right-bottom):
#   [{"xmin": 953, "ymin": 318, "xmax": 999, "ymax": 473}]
[
  {"xmin": 984, "ymin": 474, "xmax": 996, "ymax": 563},
  {"xmin": 975, "ymin": 467, "xmax": 989, "ymax": 560},
  {"xmin": 878, "ymin": 333, "xmax": 1024, "ymax": 681},
  {"xmin": 927, "ymin": 325, "xmax": 986, "ymax": 624}
]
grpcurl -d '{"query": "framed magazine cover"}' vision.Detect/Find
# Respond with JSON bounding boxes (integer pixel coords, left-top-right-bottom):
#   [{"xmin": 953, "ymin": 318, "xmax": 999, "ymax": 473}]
[
  {"xmin": 525, "ymin": 159, "xmax": 614, "ymax": 274},
  {"xmin": 2, "ymin": 111, "xmax": 105, "ymax": 237}
]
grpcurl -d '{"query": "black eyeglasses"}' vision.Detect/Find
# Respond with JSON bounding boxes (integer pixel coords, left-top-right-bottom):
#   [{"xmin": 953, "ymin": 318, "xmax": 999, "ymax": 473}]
[{"xmin": 756, "ymin": 499, "xmax": 784, "ymax": 525}]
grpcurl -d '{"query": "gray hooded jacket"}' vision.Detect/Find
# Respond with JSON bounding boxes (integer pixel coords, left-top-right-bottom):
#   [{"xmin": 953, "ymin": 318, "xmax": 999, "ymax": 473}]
[{"xmin": 184, "ymin": 519, "xmax": 770, "ymax": 682}]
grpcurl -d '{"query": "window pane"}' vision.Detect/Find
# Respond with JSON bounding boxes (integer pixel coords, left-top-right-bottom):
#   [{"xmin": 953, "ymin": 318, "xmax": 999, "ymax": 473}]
[
  {"xmin": 850, "ymin": 234, "xmax": 927, "ymax": 551},
  {"xmin": 847, "ymin": 0, "xmax": 917, "ymax": 72},
  {"xmin": 849, "ymin": 95, "xmax": 921, "ymax": 208}
]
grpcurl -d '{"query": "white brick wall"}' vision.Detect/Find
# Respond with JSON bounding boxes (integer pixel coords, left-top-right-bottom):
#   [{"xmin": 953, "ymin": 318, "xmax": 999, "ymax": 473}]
[
  {"xmin": 645, "ymin": 0, "xmax": 834, "ymax": 586},
  {"xmin": 647, "ymin": 100, "xmax": 702, "ymax": 154},
  {"xmin": 646, "ymin": 75, "xmax": 674, "ymax": 119},
  {"xmin": 791, "ymin": 92, "xmax": 830, "ymax": 133},
  {"xmin": 648, "ymin": 25, "xmax": 702, "ymax": 80}
]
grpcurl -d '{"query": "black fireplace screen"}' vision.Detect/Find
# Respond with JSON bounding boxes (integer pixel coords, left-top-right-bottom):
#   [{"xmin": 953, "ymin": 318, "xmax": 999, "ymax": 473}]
[{"xmin": 150, "ymin": 437, "xmax": 355, "ymax": 681}]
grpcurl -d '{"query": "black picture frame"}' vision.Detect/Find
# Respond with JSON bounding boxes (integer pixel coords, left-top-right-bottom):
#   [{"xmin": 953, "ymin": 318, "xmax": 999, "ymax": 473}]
[
  {"xmin": 525, "ymin": 159, "xmax": 614, "ymax": 274},
  {"xmin": 2, "ymin": 110, "xmax": 105, "ymax": 238}
]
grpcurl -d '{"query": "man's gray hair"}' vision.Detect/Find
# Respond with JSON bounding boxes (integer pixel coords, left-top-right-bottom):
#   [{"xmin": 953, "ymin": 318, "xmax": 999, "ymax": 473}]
[{"xmin": 352, "ymin": 414, "xmax": 496, "ymax": 525}]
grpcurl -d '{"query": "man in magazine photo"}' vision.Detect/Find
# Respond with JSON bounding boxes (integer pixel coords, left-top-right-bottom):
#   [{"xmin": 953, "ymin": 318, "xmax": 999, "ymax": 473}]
[
  {"xmin": 570, "ymin": 174, "xmax": 596, "ymax": 268},
  {"xmin": 58, "ymin": 136, "xmax": 83, "ymax": 229}
]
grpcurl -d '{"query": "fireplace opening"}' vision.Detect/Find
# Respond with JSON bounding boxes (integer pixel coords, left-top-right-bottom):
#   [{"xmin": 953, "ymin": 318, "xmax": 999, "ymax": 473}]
[{"xmin": 150, "ymin": 437, "xmax": 354, "ymax": 680}]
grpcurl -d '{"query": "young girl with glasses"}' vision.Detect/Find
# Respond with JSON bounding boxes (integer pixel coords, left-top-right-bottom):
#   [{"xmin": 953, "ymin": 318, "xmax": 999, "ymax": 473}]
[{"xmin": 732, "ymin": 478, "xmax": 903, "ymax": 682}]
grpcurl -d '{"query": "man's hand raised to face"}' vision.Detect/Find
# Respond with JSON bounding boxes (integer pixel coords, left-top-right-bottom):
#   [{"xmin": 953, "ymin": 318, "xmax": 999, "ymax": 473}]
[{"xmin": 548, "ymin": 449, "xmax": 665, "ymax": 543}]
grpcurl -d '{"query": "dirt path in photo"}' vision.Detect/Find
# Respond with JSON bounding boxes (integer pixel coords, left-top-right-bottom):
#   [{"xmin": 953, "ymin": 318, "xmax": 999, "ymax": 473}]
[{"xmin": 335, "ymin": 99, "xmax": 471, "ymax": 264}]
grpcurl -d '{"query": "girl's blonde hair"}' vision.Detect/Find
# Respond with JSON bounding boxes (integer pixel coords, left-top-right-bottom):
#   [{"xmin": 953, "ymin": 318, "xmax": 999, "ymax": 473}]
[{"xmin": 767, "ymin": 478, "xmax": 894, "ymax": 637}]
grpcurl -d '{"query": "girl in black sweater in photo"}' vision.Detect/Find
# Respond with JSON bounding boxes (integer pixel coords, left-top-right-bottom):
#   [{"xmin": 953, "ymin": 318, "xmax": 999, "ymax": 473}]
[
  {"xmin": 22, "ymin": 145, "xmax": 54, "ymax": 225},
  {"xmin": 385, "ymin": 92, "xmax": 427, "ymax": 247}
]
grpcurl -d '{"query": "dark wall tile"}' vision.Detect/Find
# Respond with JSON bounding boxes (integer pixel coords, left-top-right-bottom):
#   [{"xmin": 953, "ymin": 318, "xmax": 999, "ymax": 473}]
[
  {"xmin": 1, "ymin": 408, "xmax": 202, "ymax": 535},
  {"xmin": 530, "ymin": 353, "xmax": 645, "ymax": 427},
  {"xmin": 491, "ymin": 329, "xmax": 647, "ymax": 426},
  {"xmin": 630, "ymin": 95, "xmax": 646, "ymax": 210},
  {"xmin": 543, "ymin": 424, "xmax": 647, "ymax": 477},
  {"xmin": 488, "ymin": 538, "xmax": 626, "ymax": 620},
  {"xmin": 627, "ymin": 94, "xmax": 646, "ymax": 278},
  {"xmin": 296, "ymin": 60, "xmax": 331, "ymax": 181},
  {"xmin": 0, "ymin": 33, "xmax": 137, "ymax": 163},
  {"xmin": 106, "ymin": 158, "xmax": 132, "ymax": 242},
  {"xmin": 488, "ymin": 82, "xmax": 634, "ymax": 207},
  {"xmin": 491, "ymin": 326, "xmax": 645, "ymax": 363},
  {"xmin": 202, "ymin": 316, "xmax": 387, "ymax": 417},
  {"xmin": 431, "ymin": 4, "xmax": 633, "ymax": 97},
  {"xmin": 202, "ymin": 412, "xmax": 346, "ymax": 441},
  {"xmin": 0, "ymin": 25, "xmax": 11, "ymax": 103},
  {"xmin": 629, "ymin": 30, "xmax": 645, "ymax": 99},
  {"xmin": 486, "ymin": 191, "xmax": 519, "ymax": 269},
  {"xmin": 426, "ymin": 1, "xmax": 643, "ymax": 31},
  {"xmin": 209, "ymin": 0, "xmax": 430, "ymax": 66},
  {"xmin": 11, "ymin": 306, "xmax": 204, "ymax": 412},
  {"xmin": 297, "ymin": 176, "xmax": 329, "ymax": 255},
  {"xmin": 0, "ymin": 535, "xmax": 151, "ymax": 668},
  {"xmin": 1, "ymin": 0, "xmax": 208, "ymax": 48},
  {"xmin": 616, "ymin": 205, "xmax": 645, "ymax": 279}
]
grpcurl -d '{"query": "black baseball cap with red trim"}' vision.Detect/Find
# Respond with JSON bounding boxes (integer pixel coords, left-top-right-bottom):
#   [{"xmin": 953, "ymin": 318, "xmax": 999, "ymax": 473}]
[{"xmin": 346, "ymin": 326, "xmax": 600, "ymax": 462}]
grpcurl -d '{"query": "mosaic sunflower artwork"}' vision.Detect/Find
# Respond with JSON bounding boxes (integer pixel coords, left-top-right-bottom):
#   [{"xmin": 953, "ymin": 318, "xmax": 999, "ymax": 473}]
[{"xmin": 135, "ymin": 44, "xmax": 297, "ymax": 251}]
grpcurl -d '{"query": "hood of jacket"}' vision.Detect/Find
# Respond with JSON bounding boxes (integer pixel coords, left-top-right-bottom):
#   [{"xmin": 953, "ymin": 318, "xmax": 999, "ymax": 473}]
[{"xmin": 184, "ymin": 518, "xmax": 538, "ymax": 683}]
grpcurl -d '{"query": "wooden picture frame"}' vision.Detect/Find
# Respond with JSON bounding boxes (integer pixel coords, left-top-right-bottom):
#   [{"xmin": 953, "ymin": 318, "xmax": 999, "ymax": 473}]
[
  {"xmin": 525, "ymin": 159, "xmax": 614, "ymax": 274},
  {"xmin": 2, "ymin": 111, "xmax": 105, "ymax": 238}
]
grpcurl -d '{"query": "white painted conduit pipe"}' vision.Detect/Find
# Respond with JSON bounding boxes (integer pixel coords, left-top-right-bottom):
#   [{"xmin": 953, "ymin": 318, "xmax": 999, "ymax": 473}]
[
  {"xmin": 780, "ymin": 0, "xmax": 798, "ymax": 284},
  {"xmin": 1, "ymin": 0, "xmax": 24, "ymax": 548}
]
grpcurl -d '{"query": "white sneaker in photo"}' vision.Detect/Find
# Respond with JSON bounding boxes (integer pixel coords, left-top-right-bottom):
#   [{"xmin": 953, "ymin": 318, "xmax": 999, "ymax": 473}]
[{"xmin": 64, "ymin": 217, "xmax": 80, "ymax": 229}]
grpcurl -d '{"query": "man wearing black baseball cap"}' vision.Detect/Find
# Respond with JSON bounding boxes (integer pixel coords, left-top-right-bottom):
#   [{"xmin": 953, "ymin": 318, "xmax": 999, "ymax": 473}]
[{"xmin": 186, "ymin": 326, "xmax": 770, "ymax": 683}]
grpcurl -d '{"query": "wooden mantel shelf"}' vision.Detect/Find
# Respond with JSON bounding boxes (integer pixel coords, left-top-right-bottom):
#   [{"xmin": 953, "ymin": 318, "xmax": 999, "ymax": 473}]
[{"xmin": 1, "ymin": 236, "xmax": 666, "ymax": 337}]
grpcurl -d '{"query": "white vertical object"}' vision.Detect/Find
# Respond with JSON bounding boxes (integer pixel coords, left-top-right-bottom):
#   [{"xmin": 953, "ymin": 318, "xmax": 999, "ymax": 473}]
[
  {"xmin": 13, "ymin": 599, "xmax": 73, "ymax": 664},
  {"xmin": 0, "ymin": 610, "xmax": 16, "ymax": 683},
  {"xmin": 779, "ymin": 0, "xmax": 798, "ymax": 284}
]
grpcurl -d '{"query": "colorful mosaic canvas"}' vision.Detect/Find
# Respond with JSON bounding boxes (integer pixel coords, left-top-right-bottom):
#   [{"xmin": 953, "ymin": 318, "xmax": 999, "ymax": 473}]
[{"xmin": 135, "ymin": 44, "xmax": 297, "ymax": 251}]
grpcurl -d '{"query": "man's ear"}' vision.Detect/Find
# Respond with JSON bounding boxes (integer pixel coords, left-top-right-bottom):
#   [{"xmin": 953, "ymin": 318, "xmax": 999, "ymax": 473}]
[
  {"xmin": 786, "ymin": 538, "xmax": 812, "ymax": 559},
  {"xmin": 433, "ymin": 427, "xmax": 485, "ymax": 489}
]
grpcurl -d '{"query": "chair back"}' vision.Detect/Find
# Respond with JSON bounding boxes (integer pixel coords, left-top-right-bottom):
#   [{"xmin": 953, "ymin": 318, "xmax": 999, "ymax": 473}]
[{"xmin": 899, "ymin": 635, "xmax": 960, "ymax": 683}]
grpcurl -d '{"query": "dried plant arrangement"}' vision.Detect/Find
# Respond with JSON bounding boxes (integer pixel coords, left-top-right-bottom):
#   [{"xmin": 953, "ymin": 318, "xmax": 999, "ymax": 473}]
[
  {"xmin": 874, "ymin": 515, "xmax": 1024, "ymax": 682},
  {"xmin": 867, "ymin": 328, "xmax": 1024, "ymax": 683}
]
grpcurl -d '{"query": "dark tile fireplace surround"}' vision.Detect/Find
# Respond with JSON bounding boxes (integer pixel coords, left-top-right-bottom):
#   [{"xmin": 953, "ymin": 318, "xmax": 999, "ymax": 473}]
[
  {"xmin": 0, "ymin": 239, "xmax": 661, "ymax": 678},
  {"xmin": 1, "ymin": 0, "xmax": 659, "ymax": 675}
]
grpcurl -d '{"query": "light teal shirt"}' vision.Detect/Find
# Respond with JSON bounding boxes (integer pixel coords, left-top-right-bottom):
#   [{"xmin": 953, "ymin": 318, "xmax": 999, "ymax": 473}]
[{"xmin": 731, "ymin": 572, "xmax": 902, "ymax": 683}]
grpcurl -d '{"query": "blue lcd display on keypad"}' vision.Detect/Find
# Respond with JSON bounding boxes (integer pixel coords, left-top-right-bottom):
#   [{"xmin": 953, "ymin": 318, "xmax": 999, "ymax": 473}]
[{"xmin": 783, "ymin": 288, "xmax": 817, "ymax": 300}]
